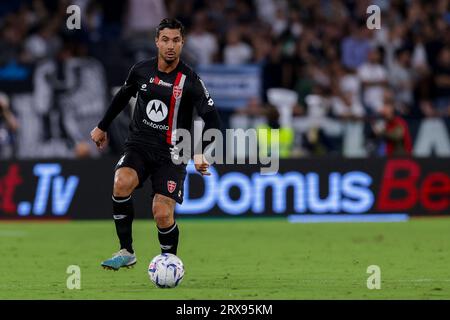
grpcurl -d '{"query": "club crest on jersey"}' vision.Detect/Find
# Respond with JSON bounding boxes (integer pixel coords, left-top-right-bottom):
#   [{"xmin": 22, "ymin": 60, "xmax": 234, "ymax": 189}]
[
  {"xmin": 167, "ymin": 181, "xmax": 177, "ymax": 193},
  {"xmin": 173, "ymin": 85, "xmax": 183, "ymax": 100}
]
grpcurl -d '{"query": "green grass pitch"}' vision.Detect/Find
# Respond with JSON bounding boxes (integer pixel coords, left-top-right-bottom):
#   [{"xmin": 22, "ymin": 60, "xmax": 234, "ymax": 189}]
[{"xmin": 0, "ymin": 217, "xmax": 449, "ymax": 299}]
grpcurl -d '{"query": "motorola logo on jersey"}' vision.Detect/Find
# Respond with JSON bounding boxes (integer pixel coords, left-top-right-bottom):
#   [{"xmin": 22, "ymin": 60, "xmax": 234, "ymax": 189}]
[{"xmin": 146, "ymin": 100, "xmax": 168, "ymax": 122}]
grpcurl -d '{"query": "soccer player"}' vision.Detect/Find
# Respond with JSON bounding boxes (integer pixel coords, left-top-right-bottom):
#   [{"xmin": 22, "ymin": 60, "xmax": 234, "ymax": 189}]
[{"xmin": 91, "ymin": 18, "xmax": 221, "ymax": 271}]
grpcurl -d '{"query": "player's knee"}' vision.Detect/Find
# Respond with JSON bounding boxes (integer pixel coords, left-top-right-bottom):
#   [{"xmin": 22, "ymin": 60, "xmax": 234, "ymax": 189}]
[
  {"xmin": 113, "ymin": 174, "xmax": 136, "ymax": 197},
  {"xmin": 153, "ymin": 205, "xmax": 173, "ymax": 227},
  {"xmin": 153, "ymin": 205, "xmax": 170, "ymax": 220}
]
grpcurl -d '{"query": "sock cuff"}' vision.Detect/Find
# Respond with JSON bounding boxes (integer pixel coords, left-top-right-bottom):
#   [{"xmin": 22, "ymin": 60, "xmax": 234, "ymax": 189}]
[
  {"xmin": 157, "ymin": 222, "xmax": 178, "ymax": 234},
  {"xmin": 112, "ymin": 195, "xmax": 132, "ymax": 203},
  {"xmin": 113, "ymin": 214, "xmax": 129, "ymax": 220}
]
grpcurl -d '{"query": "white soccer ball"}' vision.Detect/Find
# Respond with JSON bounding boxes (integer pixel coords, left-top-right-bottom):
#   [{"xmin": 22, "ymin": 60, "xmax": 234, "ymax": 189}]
[{"xmin": 148, "ymin": 253, "xmax": 185, "ymax": 288}]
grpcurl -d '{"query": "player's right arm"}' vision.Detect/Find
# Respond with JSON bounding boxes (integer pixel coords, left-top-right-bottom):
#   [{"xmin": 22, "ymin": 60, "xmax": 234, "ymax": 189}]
[{"xmin": 91, "ymin": 63, "xmax": 140, "ymax": 149}]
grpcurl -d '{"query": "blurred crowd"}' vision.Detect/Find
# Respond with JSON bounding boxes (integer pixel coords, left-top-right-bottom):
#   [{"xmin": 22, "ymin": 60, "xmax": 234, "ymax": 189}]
[{"xmin": 1, "ymin": 0, "xmax": 450, "ymax": 159}]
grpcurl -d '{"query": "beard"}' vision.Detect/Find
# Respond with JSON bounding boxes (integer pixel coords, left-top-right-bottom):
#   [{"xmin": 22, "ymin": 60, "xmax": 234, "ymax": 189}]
[{"xmin": 162, "ymin": 52, "xmax": 177, "ymax": 64}]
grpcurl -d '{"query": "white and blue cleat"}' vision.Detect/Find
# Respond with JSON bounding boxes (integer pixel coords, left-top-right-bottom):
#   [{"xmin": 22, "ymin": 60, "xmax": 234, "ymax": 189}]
[{"xmin": 101, "ymin": 249, "xmax": 137, "ymax": 271}]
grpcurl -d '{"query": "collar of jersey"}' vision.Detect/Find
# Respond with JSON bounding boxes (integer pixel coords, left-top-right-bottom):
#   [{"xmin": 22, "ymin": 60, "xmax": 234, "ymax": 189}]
[{"xmin": 155, "ymin": 58, "xmax": 181, "ymax": 76}]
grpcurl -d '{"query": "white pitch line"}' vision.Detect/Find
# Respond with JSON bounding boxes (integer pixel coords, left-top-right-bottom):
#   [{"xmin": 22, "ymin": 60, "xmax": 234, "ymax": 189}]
[
  {"xmin": 296, "ymin": 279, "xmax": 450, "ymax": 283},
  {"xmin": 385, "ymin": 279, "xmax": 450, "ymax": 283}
]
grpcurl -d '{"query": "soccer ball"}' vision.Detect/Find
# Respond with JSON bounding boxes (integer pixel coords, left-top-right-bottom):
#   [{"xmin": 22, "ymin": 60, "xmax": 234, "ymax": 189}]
[{"xmin": 148, "ymin": 253, "xmax": 184, "ymax": 288}]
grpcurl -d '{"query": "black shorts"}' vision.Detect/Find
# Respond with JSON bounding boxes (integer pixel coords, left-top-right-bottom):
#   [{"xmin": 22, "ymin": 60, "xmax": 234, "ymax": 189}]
[{"xmin": 115, "ymin": 147, "xmax": 186, "ymax": 204}]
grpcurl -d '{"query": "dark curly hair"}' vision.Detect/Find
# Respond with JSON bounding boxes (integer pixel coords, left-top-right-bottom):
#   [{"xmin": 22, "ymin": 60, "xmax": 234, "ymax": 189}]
[{"xmin": 156, "ymin": 18, "xmax": 185, "ymax": 38}]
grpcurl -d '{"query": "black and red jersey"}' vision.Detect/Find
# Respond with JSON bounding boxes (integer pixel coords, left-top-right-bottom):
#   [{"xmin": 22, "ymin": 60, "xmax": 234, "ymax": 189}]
[{"xmin": 98, "ymin": 57, "xmax": 220, "ymax": 160}]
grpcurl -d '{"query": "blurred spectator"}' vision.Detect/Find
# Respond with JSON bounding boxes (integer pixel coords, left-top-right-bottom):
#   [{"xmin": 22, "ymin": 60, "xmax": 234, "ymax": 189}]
[
  {"xmin": 125, "ymin": 0, "xmax": 167, "ymax": 35},
  {"xmin": 301, "ymin": 126, "xmax": 333, "ymax": 156},
  {"xmin": 0, "ymin": 16, "xmax": 25, "ymax": 65},
  {"xmin": 295, "ymin": 28, "xmax": 324, "ymax": 65},
  {"xmin": 185, "ymin": 11, "xmax": 218, "ymax": 66},
  {"xmin": 269, "ymin": 6, "xmax": 288, "ymax": 37},
  {"xmin": 231, "ymin": 95, "xmax": 304, "ymax": 158},
  {"xmin": 254, "ymin": 0, "xmax": 280, "ymax": 25},
  {"xmin": 338, "ymin": 66, "xmax": 361, "ymax": 107},
  {"xmin": 382, "ymin": 24, "xmax": 408, "ymax": 69},
  {"xmin": 230, "ymin": 96, "xmax": 267, "ymax": 132},
  {"xmin": 257, "ymin": 105, "xmax": 294, "ymax": 159},
  {"xmin": 262, "ymin": 40, "xmax": 289, "ymax": 96},
  {"xmin": 31, "ymin": 38, "xmax": 107, "ymax": 158},
  {"xmin": 223, "ymin": 28, "xmax": 253, "ymax": 65},
  {"xmin": 24, "ymin": 21, "xmax": 61, "ymax": 63},
  {"xmin": 322, "ymin": 0, "xmax": 349, "ymax": 24},
  {"xmin": 299, "ymin": 92, "xmax": 335, "ymax": 156},
  {"xmin": 286, "ymin": 9, "xmax": 303, "ymax": 39},
  {"xmin": 0, "ymin": 92, "xmax": 18, "ymax": 159},
  {"xmin": 341, "ymin": 22, "xmax": 371, "ymax": 70},
  {"xmin": 389, "ymin": 48, "xmax": 415, "ymax": 115},
  {"xmin": 235, "ymin": 96, "xmax": 266, "ymax": 117},
  {"xmin": 293, "ymin": 65, "xmax": 315, "ymax": 107},
  {"xmin": 357, "ymin": 46, "xmax": 388, "ymax": 115},
  {"xmin": 432, "ymin": 46, "xmax": 450, "ymax": 117},
  {"xmin": 411, "ymin": 32, "xmax": 429, "ymax": 74},
  {"xmin": 1, "ymin": 0, "xmax": 450, "ymax": 160},
  {"xmin": 331, "ymin": 86, "xmax": 365, "ymax": 121},
  {"xmin": 372, "ymin": 96, "xmax": 412, "ymax": 157}
]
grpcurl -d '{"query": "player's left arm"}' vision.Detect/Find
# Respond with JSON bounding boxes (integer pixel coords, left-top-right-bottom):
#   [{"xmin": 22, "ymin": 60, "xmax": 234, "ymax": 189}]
[{"xmin": 192, "ymin": 75, "xmax": 222, "ymax": 176}]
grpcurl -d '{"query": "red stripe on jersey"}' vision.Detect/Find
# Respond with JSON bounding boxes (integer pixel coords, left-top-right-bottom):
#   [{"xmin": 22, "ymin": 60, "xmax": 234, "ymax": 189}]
[{"xmin": 166, "ymin": 72, "xmax": 183, "ymax": 144}]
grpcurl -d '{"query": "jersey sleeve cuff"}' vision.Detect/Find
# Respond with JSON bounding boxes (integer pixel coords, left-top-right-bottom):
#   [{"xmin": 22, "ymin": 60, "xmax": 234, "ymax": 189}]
[{"xmin": 97, "ymin": 121, "xmax": 108, "ymax": 131}]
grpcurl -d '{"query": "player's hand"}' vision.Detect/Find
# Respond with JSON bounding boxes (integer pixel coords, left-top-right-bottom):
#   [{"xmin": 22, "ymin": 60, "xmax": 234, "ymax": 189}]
[
  {"xmin": 194, "ymin": 154, "xmax": 211, "ymax": 176},
  {"xmin": 90, "ymin": 126, "xmax": 108, "ymax": 149}
]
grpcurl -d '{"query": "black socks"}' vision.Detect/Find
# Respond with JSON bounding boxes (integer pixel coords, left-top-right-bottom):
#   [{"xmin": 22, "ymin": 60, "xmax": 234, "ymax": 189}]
[
  {"xmin": 112, "ymin": 195, "xmax": 179, "ymax": 256},
  {"xmin": 157, "ymin": 222, "xmax": 179, "ymax": 255},
  {"xmin": 112, "ymin": 195, "xmax": 134, "ymax": 254}
]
